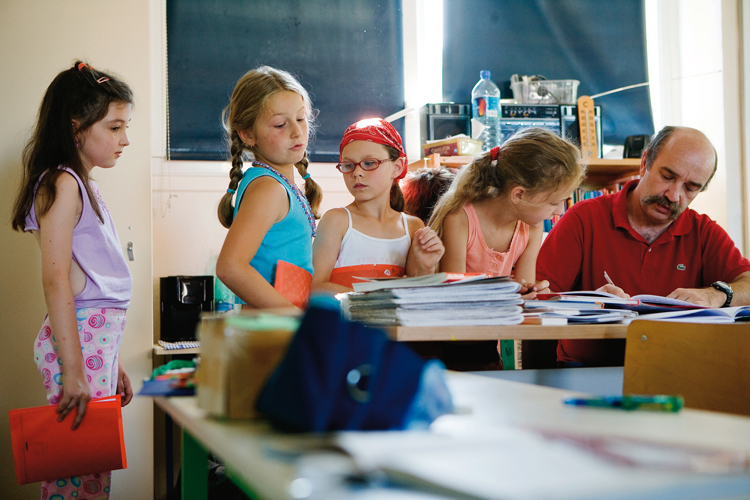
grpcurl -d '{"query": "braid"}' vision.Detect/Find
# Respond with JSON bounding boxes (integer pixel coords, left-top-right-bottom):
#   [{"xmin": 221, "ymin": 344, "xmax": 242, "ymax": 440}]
[
  {"xmin": 217, "ymin": 131, "xmax": 247, "ymax": 228},
  {"xmin": 294, "ymin": 153, "xmax": 323, "ymax": 219}
]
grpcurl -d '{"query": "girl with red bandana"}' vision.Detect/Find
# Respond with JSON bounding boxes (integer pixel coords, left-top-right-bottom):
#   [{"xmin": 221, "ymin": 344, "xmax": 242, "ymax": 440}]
[{"xmin": 312, "ymin": 118, "xmax": 444, "ymax": 291}]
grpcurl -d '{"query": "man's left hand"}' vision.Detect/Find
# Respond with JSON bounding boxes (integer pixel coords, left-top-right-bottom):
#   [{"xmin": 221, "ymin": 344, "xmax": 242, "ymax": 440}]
[{"xmin": 667, "ymin": 287, "xmax": 726, "ymax": 308}]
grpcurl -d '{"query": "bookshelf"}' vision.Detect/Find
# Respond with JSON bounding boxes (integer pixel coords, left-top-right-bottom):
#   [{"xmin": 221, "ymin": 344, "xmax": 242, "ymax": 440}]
[
  {"xmin": 408, "ymin": 155, "xmax": 641, "ymax": 184},
  {"xmin": 583, "ymin": 158, "xmax": 641, "ymax": 188}
]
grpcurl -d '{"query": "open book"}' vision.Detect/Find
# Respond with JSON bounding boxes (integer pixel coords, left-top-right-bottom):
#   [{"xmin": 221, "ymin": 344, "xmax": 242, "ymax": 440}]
[
  {"xmin": 535, "ymin": 291, "xmax": 707, "ymax": 313},
  {"xmin": 632, "ymin": 305, "xmax": 750, "ymax": 323}
]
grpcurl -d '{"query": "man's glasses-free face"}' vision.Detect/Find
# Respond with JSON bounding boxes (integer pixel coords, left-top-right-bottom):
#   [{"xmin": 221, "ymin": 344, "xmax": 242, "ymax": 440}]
[{"xmin": 336, "ymin": 158, "xmax": 392, "ymax": 173}]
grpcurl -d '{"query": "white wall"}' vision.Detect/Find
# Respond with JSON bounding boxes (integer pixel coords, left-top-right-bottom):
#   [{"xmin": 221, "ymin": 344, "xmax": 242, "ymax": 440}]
[{"xmin": 0, "ymin": 1, "xmax": 154, "ymax": 498}]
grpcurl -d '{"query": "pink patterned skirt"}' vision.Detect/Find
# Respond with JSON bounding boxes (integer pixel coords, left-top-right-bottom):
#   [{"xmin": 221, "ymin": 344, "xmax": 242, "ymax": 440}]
[{"xmin": 34, "ymin": 307, "xmax": 126, "ymax": 500}]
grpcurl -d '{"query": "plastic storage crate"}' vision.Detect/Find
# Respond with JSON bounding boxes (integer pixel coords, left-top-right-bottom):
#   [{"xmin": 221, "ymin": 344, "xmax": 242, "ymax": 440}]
[{"xmin": 510, "ymin": 79, "xmax": 579, "ymax": 104}]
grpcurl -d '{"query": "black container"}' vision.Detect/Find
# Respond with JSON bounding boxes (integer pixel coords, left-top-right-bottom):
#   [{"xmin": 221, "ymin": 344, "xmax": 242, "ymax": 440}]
[
  {"xmin": 419, "ymin": 103, "xmax": 472, "ymax": 145},
  {"xmin": 160, "ymin": 276, "xmax": 214, "ymax": 341}
]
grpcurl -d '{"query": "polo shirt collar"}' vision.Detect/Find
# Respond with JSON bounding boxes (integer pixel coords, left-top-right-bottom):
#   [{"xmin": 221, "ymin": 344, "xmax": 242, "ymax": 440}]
[{"xmin": 612, "ymin": 179, "xmax": 694, "ymax": 242}]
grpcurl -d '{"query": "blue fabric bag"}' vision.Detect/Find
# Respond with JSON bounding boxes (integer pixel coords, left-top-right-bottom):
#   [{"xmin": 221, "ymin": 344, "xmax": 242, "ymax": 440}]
[{"xmin": 255, "ymin": 295, "xmax": 453, "ymax": 431}]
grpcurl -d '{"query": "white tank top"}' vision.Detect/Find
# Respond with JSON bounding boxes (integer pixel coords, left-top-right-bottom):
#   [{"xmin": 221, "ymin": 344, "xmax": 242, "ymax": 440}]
[{"xmin": 334, "ymin": 208, "xmax": 412, "ymax": 268}]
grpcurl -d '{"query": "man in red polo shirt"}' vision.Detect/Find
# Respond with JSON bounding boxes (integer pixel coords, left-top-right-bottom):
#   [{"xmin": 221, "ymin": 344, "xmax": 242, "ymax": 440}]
[{"xmin": 537, "ymin": 126, "xmax": 750, "ymax": 367}]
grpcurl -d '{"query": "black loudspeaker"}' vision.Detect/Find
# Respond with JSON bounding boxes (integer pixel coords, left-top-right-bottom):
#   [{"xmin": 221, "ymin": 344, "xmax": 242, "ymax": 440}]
[
  {"xmin": 624, "ymin": 134, "xmax": 652, "ymax": 158},
  {"xmin": 419, "ymin": 103, "xmax": 471, "ymax": 145},
  {"xmin": 160, "ymin": 276, "xmax": 214, "ymax": 341}
]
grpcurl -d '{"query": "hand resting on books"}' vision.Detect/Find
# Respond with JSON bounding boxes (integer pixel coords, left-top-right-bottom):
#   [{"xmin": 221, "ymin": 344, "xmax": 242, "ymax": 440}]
[{"xmin": 519, "ymin": 279, "xmax": 550, "ymax": 299}]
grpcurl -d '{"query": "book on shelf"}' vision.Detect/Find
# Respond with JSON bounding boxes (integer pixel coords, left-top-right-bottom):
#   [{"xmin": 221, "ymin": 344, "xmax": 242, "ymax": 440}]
[
  {"xmin": 351, "ymin": 272, "xmax": 486, "ymax": 292},
  {"xmin": 632, "ymin": 305, "xmax": 750, "ymax": 323}
]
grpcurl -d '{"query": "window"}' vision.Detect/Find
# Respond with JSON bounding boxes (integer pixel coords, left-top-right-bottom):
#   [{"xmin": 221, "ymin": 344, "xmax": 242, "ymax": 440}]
[
  {"xmin": 442, "ymin": 0, "xmax": 654, "ymax": 145},
  {"xmin": 167, "ymin": 0, "xmax": 405, "ymax": 162}
]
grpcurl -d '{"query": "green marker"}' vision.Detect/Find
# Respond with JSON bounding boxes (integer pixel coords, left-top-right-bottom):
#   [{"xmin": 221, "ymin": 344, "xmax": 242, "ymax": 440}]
[{"xmin": 563, "ymin": 394, "xmax": 684, "ymax": 412}]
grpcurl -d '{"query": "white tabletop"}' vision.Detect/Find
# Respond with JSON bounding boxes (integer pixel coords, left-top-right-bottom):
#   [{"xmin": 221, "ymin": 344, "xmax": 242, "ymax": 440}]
[{"xmin": 156, "ymin": 372, "xmax": 750, "ymax": 500}]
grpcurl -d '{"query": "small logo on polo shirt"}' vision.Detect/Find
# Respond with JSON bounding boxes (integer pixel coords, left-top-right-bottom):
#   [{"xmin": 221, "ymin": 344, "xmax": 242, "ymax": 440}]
[{"xmin": 677, "ymin": 264, "xmax": 686, "ymax": 271}]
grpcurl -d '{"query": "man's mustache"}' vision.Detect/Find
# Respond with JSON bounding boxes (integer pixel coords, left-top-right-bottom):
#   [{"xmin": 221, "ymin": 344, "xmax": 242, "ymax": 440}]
[{"xmin": 643, "ymin": 194, "xmax": 682, "ymax": 219}]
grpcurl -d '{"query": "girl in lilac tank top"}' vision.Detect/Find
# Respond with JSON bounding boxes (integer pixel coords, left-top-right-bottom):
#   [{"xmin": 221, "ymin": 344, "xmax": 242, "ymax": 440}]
[{"xmin": 11, "ymin": 61, "xmax": 134, "ymax": 500}]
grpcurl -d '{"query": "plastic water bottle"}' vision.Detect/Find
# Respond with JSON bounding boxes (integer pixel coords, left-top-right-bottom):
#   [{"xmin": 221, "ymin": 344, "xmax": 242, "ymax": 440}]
[
  {"xmin": 471, "ymin": 70, "xmax": 501, "ymax": 151},
  {"xmin": 208, "ymin": 256, "xmax": 236, "ymax": 314}
]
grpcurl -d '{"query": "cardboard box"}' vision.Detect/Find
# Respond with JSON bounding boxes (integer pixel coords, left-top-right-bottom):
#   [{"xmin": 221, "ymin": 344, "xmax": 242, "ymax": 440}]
[
  {"xmin": 196, "ymin": 312, "xmax": 299, "ymax": 419},
  {"xmin": 422, "ymin": 136, "xmax": 482, "ymax": 158}
]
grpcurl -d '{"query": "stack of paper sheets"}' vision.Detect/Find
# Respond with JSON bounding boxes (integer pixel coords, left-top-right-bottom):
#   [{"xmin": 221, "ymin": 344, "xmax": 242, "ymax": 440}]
[{"xmin": 347, "ymin": 275, "xmax": 523, "ymax": 326}]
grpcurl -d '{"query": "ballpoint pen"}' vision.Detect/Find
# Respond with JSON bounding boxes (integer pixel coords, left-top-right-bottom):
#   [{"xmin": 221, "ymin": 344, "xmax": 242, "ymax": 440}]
[
  {"xmin": 604, "ymin": 271, "xmax": 615, "ymax": 287},
  {"xmin": 563, "ymin": 394, "xmax": 685, "ymax": 412}
]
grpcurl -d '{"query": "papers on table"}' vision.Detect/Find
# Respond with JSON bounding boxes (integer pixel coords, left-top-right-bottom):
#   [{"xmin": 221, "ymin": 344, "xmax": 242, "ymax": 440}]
[
  {"xmin": 534, "ymin": 291, "xmax": 708, "ymax": 314},
  {"xmin": 632, "ymin": 305, "xmax": 750, "ymax": 323},
  {"xmin": 351, "ymin": 272, "xmax": 486, "ymax": 292},
  {"xmin": 347, "ymin": 276, "xmax": 523, "ymax": 326}
]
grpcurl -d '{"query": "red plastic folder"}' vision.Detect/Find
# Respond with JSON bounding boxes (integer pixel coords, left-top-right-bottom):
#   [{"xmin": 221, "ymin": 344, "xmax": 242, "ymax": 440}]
[
  {"xmin": 329, "ymin": 264, "xmax": 405, "ymax": 289},
  {"xmin": 274, "ymin": 260, "xmax": 313, "ymax": 309},
  {"xmin": 9, "ymin": 395, "xmax": 127, "ymax": 485}
]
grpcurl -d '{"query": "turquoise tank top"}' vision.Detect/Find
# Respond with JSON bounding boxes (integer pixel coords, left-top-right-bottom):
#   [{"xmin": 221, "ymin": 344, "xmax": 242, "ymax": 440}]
[{"xmin": 233, "ymin": 167, "xmax": 314, "ymax": 288}]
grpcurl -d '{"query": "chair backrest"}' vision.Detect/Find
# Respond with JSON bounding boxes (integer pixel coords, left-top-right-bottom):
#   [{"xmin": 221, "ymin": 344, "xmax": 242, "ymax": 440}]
[{"xmin": 623, "ymin": 320, "xmax": 750, "ymax": 416}]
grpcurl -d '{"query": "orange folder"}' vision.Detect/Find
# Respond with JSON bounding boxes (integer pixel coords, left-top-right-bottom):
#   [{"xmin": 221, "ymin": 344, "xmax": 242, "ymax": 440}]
[
  {"xmin": 329, "ymin": 264, "xmax": 405, "ymax": 289},
  {"xmin": 274, "ymin": 260, "xmax": 313, "ymax": 309},
  {"xmin": 9, "ymin": 395, "xmax": 127, "ymax": 485}
]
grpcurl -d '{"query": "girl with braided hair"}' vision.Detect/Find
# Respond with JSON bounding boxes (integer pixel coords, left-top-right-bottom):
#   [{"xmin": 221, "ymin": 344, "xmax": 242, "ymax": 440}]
[{"xmin": 216, "ymin": 66, "xmax": 322, "ymax": 308}]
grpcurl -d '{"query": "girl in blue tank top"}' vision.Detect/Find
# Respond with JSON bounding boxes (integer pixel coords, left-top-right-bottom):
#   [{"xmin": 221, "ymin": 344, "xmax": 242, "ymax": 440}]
[{"xmin": 217, "ymin": 66, "xmax": 322, "ymax": 308}]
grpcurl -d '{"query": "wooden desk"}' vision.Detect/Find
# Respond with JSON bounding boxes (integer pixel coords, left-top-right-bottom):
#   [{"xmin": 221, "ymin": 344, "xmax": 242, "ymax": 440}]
[
  {"xmin": 154, "ymin": 372, "xmax": 750, "ymax": 500},
  {"xmin": 386, "ymin": 323, "xmax": 627, "ymax": 341}
]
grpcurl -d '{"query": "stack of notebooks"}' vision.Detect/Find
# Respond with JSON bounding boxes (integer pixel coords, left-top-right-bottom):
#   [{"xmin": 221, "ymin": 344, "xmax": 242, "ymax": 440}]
[{"xmin": 347, "ymin": 273, "xmax": 523, "ymax": 327}]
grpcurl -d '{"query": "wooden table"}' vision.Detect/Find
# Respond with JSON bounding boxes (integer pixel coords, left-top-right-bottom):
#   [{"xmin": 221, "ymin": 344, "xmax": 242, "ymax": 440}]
[
  {"xmin": 386, "ymin": 323, "xmax": 628, "ymax": 341},
  {"xmin": 154, "ymin": 371, "xmax": 750, "ymax": 500}
]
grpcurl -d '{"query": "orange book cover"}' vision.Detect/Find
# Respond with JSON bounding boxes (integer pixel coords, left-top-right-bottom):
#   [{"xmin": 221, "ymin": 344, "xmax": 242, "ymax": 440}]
[
  {"xmin": 274, "ymin": 260, "xmax": 313, "ymax": 309},
  {"xmin": 9, "ymin": 395, "xmax": 127, "ymax": 485},
  {"xmin": 329, "ymin": 264, "xmax": 405, "ymax": 289}
]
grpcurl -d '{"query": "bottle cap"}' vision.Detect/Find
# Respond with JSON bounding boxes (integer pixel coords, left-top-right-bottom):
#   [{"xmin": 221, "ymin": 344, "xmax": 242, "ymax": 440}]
[{"xmin": 480, "ymin": 70, "xmax": 491, "ymax": 79}]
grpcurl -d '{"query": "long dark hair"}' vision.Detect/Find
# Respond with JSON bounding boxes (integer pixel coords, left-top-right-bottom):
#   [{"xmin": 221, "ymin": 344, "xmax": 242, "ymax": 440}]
[{"xmin": 12, "ymin": 61, "xmax": 133, "ymax": 231}]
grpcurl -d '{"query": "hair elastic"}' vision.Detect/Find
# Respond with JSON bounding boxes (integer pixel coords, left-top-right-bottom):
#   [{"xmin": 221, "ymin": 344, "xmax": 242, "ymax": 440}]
[
  {"xmin": 77, "ymin": 62, "xmax": 88, "ymax": 71},
  {"xmin": 227, "ymin": 188, "xmax": 235, "ymax": 194},
  {"xmin": 302, "ymin": 173, "xmax": 311, "ymax": 180},
  {"xmin": 490, "ymin": 146, "xmax": 500, "ymax": 161}
]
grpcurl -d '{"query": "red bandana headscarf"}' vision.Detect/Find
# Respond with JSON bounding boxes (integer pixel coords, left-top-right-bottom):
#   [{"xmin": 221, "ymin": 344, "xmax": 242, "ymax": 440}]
[{"xmin": 339, "ymin": 118, "xmax": 408, "ymax": 180}]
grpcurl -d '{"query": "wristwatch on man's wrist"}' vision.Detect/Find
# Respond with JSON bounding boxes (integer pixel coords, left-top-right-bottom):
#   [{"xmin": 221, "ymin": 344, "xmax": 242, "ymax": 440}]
[{"xmin": 711, "ymin": 281, "xmax": 733, "ymax": 307}]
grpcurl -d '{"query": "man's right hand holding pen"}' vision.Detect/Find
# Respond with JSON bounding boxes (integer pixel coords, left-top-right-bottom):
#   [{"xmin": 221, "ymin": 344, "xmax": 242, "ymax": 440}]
[{"xmin": 596, "ymin": 271, "xmax": 631, "ymax": 299}]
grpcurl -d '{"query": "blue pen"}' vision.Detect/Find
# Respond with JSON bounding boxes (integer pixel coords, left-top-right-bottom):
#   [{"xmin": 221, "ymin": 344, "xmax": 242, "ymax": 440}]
[{"xmin": 564, "ymin": 394, "xmax": 684, "ymax": 412}]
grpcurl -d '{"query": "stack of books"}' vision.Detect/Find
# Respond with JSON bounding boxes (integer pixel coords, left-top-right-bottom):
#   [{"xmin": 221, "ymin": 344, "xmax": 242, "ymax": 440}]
[{"xmin": 346, "ymin": 274, "xmax": 523, "ymax": 327}]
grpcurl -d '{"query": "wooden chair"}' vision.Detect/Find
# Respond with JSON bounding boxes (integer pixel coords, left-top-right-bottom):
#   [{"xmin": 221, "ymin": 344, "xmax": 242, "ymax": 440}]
[{"xmin": 623, "ymin": 320, "xmax": 750, "ymax": 416}]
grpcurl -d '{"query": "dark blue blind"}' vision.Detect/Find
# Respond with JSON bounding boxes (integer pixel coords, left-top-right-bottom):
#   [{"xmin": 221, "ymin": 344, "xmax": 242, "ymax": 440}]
[
  {"xmin": 442, "ymin": 0, "xmax": 653, "ymax": 145},
  {"xmin": 167, "ymin": 0, "xmax": 404, "ymax": 162}
]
